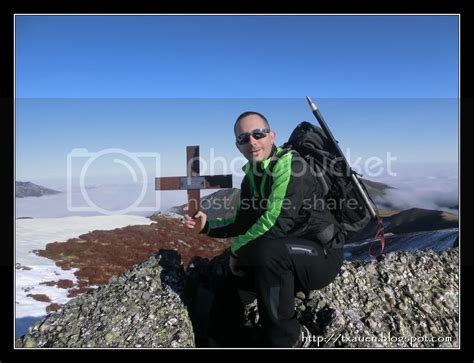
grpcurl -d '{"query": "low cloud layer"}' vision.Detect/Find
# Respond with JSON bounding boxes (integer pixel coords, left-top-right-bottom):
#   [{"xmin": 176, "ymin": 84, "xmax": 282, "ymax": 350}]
[
  {"xmin": 372, "ymin": 163, "xmax": 458, "ymax": 213},
  {"xmin": 16, "ymin": 163, "xmax": 458, "ymax": 218}
]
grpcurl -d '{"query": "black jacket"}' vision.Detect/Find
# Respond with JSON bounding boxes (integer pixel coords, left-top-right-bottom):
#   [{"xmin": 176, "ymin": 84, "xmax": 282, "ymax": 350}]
[{"xmin": 203, "ymin": 145, "xmax": 340, "ymax": 254}]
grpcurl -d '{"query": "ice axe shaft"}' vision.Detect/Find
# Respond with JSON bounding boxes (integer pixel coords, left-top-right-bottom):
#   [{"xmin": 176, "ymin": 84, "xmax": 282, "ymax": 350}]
[{"xmin": 306, "ymin": 96, "xmax": 378, "ymax": 220}]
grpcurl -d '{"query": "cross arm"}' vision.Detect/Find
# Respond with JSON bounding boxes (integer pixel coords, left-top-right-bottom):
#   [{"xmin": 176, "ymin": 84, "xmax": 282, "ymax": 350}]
[{"xmin": 155, "ymin": 175, "xmax": 233, "ymax": 191}]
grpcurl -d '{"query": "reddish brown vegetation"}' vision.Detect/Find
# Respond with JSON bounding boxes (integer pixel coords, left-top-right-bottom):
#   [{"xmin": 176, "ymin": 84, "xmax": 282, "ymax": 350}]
[
  {"xmin": 35, "ymin": 215, "xmax": 231, "ymax": 298},
  {"xmin": 40, "ymin": 279, "xmax": 74, "ymax": 289},
  {"xmin": 40, "ymin": 281, "xmax": 57, "ymax": 287},
  {"xmin": 27, "ymin": 294, "xmax": 51, "ymax": 302},
  {"xmin": 46, "ymin": 303, "xmax": 61, "ymax": 313}
]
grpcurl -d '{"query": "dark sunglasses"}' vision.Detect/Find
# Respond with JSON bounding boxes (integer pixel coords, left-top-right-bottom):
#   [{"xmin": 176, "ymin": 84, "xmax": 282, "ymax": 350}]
[{"xmin": 236, "ymin": 128, "xmax": 271, "ymax": 145}]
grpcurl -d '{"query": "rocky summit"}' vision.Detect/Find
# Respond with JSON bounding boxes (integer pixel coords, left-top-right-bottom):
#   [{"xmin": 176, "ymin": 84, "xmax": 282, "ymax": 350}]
[
  {"xmin": 16, "ymin": 246, "xmax": 458, "ymax": 348},
  {"xmin": 16, "ymin": 251, "xmax": 194, "ymax": 348},
  {"xmin": 185, "ymin": 247, "xmax": 459, "ymax": 348}
]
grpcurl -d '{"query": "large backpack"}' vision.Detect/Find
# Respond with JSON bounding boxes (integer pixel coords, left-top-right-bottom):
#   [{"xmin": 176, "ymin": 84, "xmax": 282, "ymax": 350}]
[{"xmin": 279, "ymin": 121, "xmax": 377, "ymax": 242}]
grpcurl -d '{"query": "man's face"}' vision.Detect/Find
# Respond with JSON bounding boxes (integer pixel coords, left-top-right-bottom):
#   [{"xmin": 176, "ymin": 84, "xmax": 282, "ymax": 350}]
[{"xmin": 235, "ymin": 114, "xmax": 276, "ymax": 163}]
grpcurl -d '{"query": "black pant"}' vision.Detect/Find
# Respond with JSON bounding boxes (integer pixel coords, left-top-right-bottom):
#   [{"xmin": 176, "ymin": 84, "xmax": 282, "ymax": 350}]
[{"xmin": 208, "ymin": 235, "xmax": 344, "ymax": 347}]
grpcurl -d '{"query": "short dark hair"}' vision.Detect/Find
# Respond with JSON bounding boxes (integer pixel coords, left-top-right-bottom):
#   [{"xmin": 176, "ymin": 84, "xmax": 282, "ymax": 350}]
[{"xmin": 234, "ymin": 111, "xmax": 270, "ymax": 135}]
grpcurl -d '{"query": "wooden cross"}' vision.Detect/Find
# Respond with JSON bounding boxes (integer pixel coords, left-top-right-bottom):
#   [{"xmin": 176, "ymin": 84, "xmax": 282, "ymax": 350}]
[{"xmin": 155, "ymin": 145, "xmax": 233, "ymax": 231}]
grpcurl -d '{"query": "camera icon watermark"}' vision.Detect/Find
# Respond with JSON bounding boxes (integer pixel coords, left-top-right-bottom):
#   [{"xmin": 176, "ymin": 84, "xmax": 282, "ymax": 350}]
[{"xmin": 67, "ymin": 148, "xmax": 160, "ymax": 215}]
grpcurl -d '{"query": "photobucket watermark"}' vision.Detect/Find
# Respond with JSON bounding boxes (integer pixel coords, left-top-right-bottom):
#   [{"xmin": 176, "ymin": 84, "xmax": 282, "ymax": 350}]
[
  {"xmin": 190, "ymin": 147, "xmax": 397, "ymax": 178},
  {"xmin": 67, "ymin": 148, "xmax": 160, "ymax": 215},
  {"xmin": 186, "ymin": 195, "xmax": 361, "ymax": 213},
  {"xmin": 64, "ymin": 145, "xmax": 394, "ymax": 215}
]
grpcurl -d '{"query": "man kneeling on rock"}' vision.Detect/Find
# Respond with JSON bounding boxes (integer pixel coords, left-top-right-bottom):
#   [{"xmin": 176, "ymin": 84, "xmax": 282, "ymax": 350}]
[{"xmin": 185, "ymin": 111, "xmax": 344, "ymax": 348}]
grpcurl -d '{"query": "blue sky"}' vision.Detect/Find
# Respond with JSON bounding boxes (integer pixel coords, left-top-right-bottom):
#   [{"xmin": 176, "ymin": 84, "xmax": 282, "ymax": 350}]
[{"xmin": 15, "ymin": 15, "xmax": 459, "ymax": 181}]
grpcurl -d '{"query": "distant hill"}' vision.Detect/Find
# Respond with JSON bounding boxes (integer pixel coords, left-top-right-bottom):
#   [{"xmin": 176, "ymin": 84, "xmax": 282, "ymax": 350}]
[
  {"xmin": 16, "ymin": 181, "xmax": 61, "ymax": 198},
  {"xmin": 360, "ymin": 178, "xmax": 393, "ymax": 199},
  {"xmin": 347, "ymin": 208, "xmax": 458, "ymax": 242},
  {"xmin": 382, "ymin": 208, "xmax": 458, "ymax": 234}
]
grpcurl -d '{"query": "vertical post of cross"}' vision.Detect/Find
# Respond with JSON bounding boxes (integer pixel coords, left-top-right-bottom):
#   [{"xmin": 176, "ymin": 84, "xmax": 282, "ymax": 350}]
[
  {"xmin": 155, "ymin": 145, "xmax": 233, "ymax": 233},
  {"xmin": 186, "ymin": 145, "xmax": 200, "ymax": 219}
]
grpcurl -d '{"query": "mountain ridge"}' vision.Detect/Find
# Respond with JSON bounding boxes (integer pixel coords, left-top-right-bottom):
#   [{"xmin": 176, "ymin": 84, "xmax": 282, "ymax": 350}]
[{"xmin": 16, "ymin": 181, "xmax": 61, "ymax": 198}]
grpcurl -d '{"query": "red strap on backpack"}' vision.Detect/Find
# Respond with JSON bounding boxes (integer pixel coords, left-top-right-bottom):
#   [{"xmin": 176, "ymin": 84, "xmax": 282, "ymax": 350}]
[{"xmin": 368, "ymin": 218, "xmax": 385, "ymax": 258}]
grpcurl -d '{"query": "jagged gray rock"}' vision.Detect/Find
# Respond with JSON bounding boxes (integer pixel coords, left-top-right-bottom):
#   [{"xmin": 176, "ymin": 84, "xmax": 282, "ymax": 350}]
[
  {"xmin": 15, "ymin": 251, "xmax": 194, "ymax": 348},
  {"xmin": 16, "ymin": 247, "xmax": 458, "ymax": 348},
  {"xmin": 302, "ymin": 248, "xmax": 459, "ymax": 347}
]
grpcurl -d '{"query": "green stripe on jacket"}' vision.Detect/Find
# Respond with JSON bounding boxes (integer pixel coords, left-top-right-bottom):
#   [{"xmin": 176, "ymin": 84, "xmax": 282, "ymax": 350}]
[{"xmin": 230, "ymin": 151, "xmax": 293, "ymax": 254}]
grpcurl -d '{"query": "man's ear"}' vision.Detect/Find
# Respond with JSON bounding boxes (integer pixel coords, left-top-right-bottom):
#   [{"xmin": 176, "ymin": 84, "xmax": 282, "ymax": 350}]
[{"xmin": 270, "ymin": 130, "xmax": 276, "ymax": 143}]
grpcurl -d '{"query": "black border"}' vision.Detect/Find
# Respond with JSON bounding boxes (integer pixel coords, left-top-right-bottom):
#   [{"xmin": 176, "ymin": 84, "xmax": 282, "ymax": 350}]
[{"xmin": 3, "ymin": 2, "xmax": 469, "ymax": 359}]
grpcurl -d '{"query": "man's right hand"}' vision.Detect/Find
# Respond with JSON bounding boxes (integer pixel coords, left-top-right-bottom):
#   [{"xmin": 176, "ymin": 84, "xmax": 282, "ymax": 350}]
[{"xmin": 183, "ymin": 207, "xmax": 208, "ymax": 233}]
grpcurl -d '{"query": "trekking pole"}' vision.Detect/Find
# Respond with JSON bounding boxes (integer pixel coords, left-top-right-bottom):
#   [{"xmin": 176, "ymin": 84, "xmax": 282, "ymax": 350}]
[{"xmin": 305, "ymin": 96, "xmax": 378, "ymax": 220}]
